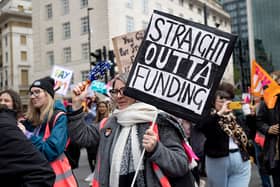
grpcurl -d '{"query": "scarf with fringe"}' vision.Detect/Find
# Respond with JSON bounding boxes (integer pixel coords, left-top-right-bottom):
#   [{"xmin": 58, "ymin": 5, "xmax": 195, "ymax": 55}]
[{"xmin": 109, "ymin": 102, "xmax": 158, "ymax": 187}]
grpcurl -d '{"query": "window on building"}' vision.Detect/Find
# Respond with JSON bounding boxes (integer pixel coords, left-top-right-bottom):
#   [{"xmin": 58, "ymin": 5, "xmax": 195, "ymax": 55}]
[
  {"xmin": 81, "ymin": 43, "xmax": 89, "ymax": 60},
  {"xmin": 142, "ymin": 0, "xmax": 148, "ymax": 14},
  {"xmin": 142, "ymin": 21, "xmax": 148, "ymax": 29},
  {"xmin": 126, "ymin": 0, "xmax": 133, "ymax": 8},
  {"xmin": 0, "ymin": 73, "xmax": 2, "ymax": 88},
  {"xmin": 4, "ymin": 35, "xmax": 8, "ymax": 46},
  {"xmin": 241, "ymin": 32, "xmax": 248, "ymax": 38},
  {"xmin": 46, "ymin": 4, "xmax": 53, "ymax": 19},
  {"xmin": 155, "ymin": 3, "xmax": 162, "ymax": 11},
  {"xmin": 179, "ymin": 0, "xmax": 184, "ymax": 6},
  {"xmin": 81, "ymin": 70, "xmax": 89, "ymax": 81},
  {"xmin": 61, "ymin": 0, "xmax": 69, "ymax": 15},
  {"xmin": 230, "ymin": 11, "xmax": 237, "ymax": 18},
  {"xmin": 239, "ymin": 2, "xmax": 246, "ymax": 9},
  {"xmin": 239, "ymin": 9, "xmax": 247, "ymax": 16},
  {"xmin": 81, "ymin": 16, "xmax": 89, "ymax": 34},
  {"xmin": 63, "ymin": 47, "xmax": 71, "ymax": 63},
  {"xmin": 213, "ymin": 15, "xmax": 216, "ymax": 22},
  {"xmin": 5, "ymin": 52, "xmax": 8, "ymax": 63},
  {"xmin": 21, "ymin": 69, "xmax": 28, "ymax": 86},
  {"xmin": 20, "ymin": 35, "xmax": 27, "ymax": 45},
  {"xmin": 80, "ymin": 0, "xmax": 88, "ymax": 9},
  {"xmin": 189, "ymin": 3, "xmax": 193, "ymax": 10},
  {"xmin": 46, "ymin": 51, "xmax": 54, "ymax": 65},
  {"xmin": 197, "ymin": 7, "xmax": 202, "ymax": 15},
  {"xmin": 62, "ymin": 22, "xmax": 71, "ymax": 39},
  {"xmin": 21, "ymin": 51, "xmax": 27, "ymax": 61},
  {"xmin": 46, "ymin": 27, "xmax": 54, "ymax": 43},
  {"xmin": 5, "ymin": 70, "xmax": 8, "ymax": 86},
  {"xmin": 226, "ymin": 4, "xmax": 236, "ymax": 11},
  {"xmin": 18, "ymin": 5, "xmax": 24, "ymax": 12},
  {"xmin": 126, "ymin": 16, "xmax": 134, "ymax": 32}
]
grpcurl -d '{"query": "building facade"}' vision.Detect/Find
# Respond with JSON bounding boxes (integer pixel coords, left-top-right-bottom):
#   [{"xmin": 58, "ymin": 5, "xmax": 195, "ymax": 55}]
[
  {"xmin": 0, "ymin": 0, "xmax": 32, "ymax": 107},
  {"xmin": 222, "ymin": 0, "xmax": 250, "ymax": 91},
  {"xmin": 32, "ymin": 0, "xmax": 234, "ymax": 88},
  {"xmin": 252, "ymin": 0, "xmax": 279, "ymax": 72},
  {"xmin": 222, "ymin": 0, "xmax": 279, "ymax": 91}
]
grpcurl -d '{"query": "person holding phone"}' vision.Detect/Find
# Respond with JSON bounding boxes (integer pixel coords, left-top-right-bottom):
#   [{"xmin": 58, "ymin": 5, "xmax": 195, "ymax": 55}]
[{"xmin": 197, "ymin": 83, "xmax": 251, "ymax": 187}]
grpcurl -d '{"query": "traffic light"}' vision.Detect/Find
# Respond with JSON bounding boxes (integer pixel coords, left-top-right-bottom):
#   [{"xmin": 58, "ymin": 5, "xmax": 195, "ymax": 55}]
[
  {"xmin": 90, "ymin": 49, "xmax": 102, "ymax": 65},
  {"xmin": 108, "ymin": 50, "xmax": 115, "ymax": 78},
  {"xmin": 102, "ymin": 46, "xmax": 107, "ymax": 60}
]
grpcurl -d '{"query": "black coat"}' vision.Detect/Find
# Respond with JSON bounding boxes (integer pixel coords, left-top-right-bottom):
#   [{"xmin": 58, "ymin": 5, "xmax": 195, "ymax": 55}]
[
  {"xmin": 197, "ymin": 112, "xmax": 250, "ymax": 161},
  {"xmin": 0, "ymin": 108, "xmax": 55, "ymax": 187},
  {"xmin": 256, "ymin": 99, "xmax": 280, "ymax": 172}
]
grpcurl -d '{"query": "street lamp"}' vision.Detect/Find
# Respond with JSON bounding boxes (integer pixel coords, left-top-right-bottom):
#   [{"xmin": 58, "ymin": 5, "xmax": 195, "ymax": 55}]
[
  {"xmin": 87, "ymin": 7, "xmax": 93, "ymax": 70},
  {"xmin": 203, "ymin": 0, "xmax": 208, "ymax": 25}
]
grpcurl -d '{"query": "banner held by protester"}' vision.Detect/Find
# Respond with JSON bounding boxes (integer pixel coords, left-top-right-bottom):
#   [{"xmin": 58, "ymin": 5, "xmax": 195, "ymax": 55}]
[
  {"xmin": 125, "ymin": 10, "xmax": 237, "ymax": 122},
  {"xmin": 51, "ymin": 65, "xmax": 73, "ymax": 96},
  {"xmin": 112, "ymin": 30, "xmax": 145, "ymax": 73},
  {"xmin": 251, "ymin": 60, "xmax": 280, "ymax": 109}
]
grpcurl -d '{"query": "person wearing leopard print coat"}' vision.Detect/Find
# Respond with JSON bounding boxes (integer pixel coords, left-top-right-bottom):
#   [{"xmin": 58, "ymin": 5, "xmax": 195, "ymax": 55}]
[{"xmin": 197, "ymin": 88, "xmax": 251, "ymax": 187}]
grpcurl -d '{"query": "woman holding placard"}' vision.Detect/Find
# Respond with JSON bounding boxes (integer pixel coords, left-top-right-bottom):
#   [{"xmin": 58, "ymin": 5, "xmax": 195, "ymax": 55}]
[{"xmin": 68, "ymin": 72, "xmax": 195, "ymax": 187}]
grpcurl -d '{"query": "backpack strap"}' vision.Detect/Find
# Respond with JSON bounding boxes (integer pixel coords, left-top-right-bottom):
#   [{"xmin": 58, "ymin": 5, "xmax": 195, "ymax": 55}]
[
  {"xmin": 99, "ymin": 117, "xmax": 108, "ymax": 130},
  {"xmin": 43, "ymin": 110, "xmax": 68, "ymax": 147},
  {"xmin": 49, "ymin": 110, "xmax": 65, "ymax": 131}
]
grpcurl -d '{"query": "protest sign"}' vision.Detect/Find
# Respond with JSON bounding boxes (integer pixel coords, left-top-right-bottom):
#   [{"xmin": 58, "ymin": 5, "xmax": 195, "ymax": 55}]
[
  {"xmin": 125, "ymin": 10, "xmax": 237, "ymax": 122},
  {"xmin": 51, "ymin": 65, "xmax": 73, "ymax": 96},
  {"xmin": 112, "ymin": 30, "xmax": 145, "ymax": 73},
  {"xmin": 251, "ymin": 60, "xmax": 280, "ymax": 109},
  {"xmin": 90, "ymin": 80, "xmax": 107, "ymax": 94}
]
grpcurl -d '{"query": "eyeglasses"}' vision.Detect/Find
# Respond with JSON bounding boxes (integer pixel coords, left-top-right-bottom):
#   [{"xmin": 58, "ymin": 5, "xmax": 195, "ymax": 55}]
[
  {"xmin": 109, "ymin": 87, "xmax": 125, "ymax": 97},
  {"xmin": 29, "ymin": 89, "xmax": 43, "ymax": 97}
]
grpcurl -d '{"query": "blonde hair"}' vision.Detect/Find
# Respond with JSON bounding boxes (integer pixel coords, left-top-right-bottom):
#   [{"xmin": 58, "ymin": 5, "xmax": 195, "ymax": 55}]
[
  {"xmin": 26, "ymin": 91, "xmax": 54, "ymax": 126},
  {"xmin": 95, "ymin": 101, "xmax": 109, "ymax": 123}
]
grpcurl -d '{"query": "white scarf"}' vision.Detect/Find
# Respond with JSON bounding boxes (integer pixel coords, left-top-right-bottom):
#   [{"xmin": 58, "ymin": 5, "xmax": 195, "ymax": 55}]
[{"xmin": 109, "ymin": 102, "xmax": 158, "ymax": 187}]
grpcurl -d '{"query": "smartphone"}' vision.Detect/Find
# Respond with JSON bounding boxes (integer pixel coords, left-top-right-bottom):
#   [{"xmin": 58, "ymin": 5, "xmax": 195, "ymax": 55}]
[{"xmin": 228, "ymin": 101, "xmax": 242, "ymax": 110}]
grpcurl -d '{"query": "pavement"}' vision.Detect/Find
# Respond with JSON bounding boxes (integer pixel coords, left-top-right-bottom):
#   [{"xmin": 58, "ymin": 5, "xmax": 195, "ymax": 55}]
[{"xmin": 74, "ymin": 149, "xmax": 267, "ymax": 187}]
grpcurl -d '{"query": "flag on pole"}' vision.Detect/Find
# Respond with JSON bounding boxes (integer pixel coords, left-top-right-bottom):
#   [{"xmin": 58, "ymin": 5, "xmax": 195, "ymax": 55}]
[{"xmin": 251, "ymin": 60, "xmax": 280, "ymax": 109}]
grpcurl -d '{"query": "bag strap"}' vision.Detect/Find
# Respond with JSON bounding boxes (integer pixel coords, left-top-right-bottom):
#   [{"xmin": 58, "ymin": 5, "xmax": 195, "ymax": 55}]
[
  {"xmin": 49, "ymin": 110, "xmax": 65, "ymax": 131},
  {"xmin": 43, "ymin": 110, "xmax": 67, "ymax": 144},
  {"xmin": 99, "ymin": 117, "xmax": 108, "ymax": 130}
]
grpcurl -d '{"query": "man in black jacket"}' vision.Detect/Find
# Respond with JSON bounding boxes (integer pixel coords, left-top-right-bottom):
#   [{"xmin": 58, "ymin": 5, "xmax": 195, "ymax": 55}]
[{"xmin": 0, "ymin": 105, "xmax": 55, "ymax": 187}]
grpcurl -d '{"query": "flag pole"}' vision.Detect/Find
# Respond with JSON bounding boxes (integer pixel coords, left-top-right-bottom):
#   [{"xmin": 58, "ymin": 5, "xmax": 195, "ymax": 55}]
[
  {"xmin": 246, "ymin": 0, "xmax": 255, "ymax": 66},
  {"xmin": 130, "ymin": 110, "xmax": 159, "ymax": 187}
]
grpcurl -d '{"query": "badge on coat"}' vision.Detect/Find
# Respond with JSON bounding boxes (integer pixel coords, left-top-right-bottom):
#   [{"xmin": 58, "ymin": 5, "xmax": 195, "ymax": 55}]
[{"xmin": 104, "ymin": 128, "xmax": 112, "ymax": 137}]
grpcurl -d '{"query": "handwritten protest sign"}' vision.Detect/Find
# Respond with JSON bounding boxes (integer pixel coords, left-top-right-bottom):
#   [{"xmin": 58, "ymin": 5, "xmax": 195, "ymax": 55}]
[
  {"xmin": 51, "ymin": 65, "xmax": 73, "ymax": 96},
  {"xmin": 125, "ymin": 10, "xmax": 237, "ymax": 122},
  {"xmin": 112, "ymin": 30, "xmax": 145, "ymax": 73}
]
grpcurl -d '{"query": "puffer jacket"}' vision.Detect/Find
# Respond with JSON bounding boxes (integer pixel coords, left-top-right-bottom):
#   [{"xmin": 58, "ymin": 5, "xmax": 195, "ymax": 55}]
[{"xmin": 67, "ymin": 107, "xmax": 190, "ymax": 187}]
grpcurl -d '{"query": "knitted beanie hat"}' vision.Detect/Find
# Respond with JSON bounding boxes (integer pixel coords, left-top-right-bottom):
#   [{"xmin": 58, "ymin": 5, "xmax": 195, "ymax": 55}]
[{"xmin": 29, "ymin": 76, "xmax": 55, "ymax": 98}]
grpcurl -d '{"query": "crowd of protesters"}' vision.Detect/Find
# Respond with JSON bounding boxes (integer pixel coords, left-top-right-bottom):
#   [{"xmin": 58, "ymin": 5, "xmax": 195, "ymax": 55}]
[{"xmin": 1, "ymin": 70, "xmax": 280, "ymax": 187}]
